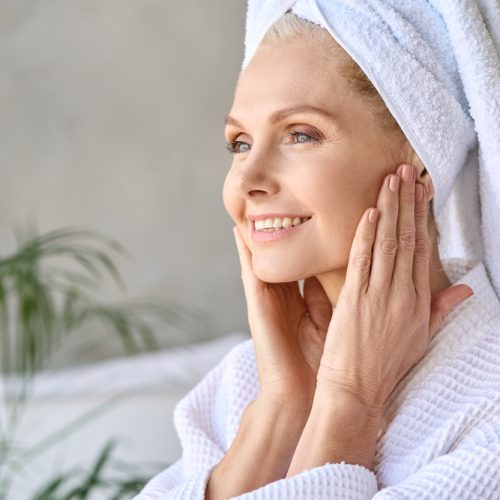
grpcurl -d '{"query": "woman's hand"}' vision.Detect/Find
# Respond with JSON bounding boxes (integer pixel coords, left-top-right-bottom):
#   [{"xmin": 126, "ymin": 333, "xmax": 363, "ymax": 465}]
[
  {"xmin": 233, "ymin": 226, "xmax": 332, "ymax": 411},
  {"xmin": 316, "ymin": 163, "xmax": 474, "ymax": 416}
]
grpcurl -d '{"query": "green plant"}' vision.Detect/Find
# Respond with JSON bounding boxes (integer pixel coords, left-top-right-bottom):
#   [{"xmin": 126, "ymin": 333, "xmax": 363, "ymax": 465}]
[
  {"xmin": 0, "ymin": 225, "xmax": 197, "ymax": 499},
  {"xmin": 32, "ymin": 438, "xmax": 168, "ymax": 500}
]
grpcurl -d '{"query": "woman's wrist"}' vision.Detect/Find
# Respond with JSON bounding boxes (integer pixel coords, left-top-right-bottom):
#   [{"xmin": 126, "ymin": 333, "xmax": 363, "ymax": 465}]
[
  {"xmin": 205, "ymin": 397, "xmax": 310, "ymax": 500},
  {"xmin": 314, "ymin": 383, "xmax": 384, "ymax": 423},
  {"xmin": 257, "ymin": 390, "xmax": 315, "ymax": 415},
  {"xmin": 286, "ymin": 389, "xmax": 382, "ymax": 477}
]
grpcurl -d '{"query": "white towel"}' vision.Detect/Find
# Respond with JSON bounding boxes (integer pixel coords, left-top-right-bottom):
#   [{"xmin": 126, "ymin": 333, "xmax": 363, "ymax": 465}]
[{"xmin": 242, "ymin": 0, "xmax": 500, "ymax": 297}]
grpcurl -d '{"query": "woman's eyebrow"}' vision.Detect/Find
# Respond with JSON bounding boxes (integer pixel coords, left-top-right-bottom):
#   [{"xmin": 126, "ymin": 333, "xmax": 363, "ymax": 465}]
[{"xmin": 224, "ymin": 104, "xmax": 336, "ymax": 128}]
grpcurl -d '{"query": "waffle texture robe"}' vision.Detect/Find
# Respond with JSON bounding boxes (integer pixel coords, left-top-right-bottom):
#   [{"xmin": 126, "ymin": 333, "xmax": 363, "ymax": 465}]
[{"xmin": 134, "ymin": 259, "xmax": 500, "ymax": 499}]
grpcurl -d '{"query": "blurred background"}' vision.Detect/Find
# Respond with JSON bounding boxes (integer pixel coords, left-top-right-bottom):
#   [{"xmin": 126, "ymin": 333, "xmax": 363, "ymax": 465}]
[{"xmin": 0, "ymin": 1, "xmax": 249, "ymax": 498}]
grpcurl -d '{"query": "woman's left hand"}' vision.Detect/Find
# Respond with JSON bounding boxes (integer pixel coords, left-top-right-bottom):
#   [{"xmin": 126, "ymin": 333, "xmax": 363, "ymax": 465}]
[{"xmin": 316, "ymin": 163, "xmax": 474, "ymax": 417}]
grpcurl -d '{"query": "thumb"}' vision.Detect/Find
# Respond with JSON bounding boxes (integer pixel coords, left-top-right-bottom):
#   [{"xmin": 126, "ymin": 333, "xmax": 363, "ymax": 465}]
[
  {"xmin": 428, "ymin": 284, "xmax": 474, "ymax": 340},
  {"xmin": 232, "ymin": 225, "xmax": 262, "ymax": 296}
]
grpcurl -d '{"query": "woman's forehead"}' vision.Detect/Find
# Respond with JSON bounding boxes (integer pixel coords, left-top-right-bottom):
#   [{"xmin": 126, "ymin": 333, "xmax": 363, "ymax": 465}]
[
  {"xmin": 231, "ymin": 40, "xmax": 348, "ymax": 116},
  {"xmin": 240, "ymin": 36, "xmax": 345, "ymax": 82}
]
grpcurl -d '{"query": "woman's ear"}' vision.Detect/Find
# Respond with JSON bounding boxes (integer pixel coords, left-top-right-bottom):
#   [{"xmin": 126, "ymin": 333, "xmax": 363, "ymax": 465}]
[
  {"xmin": 418, "ymin": 168, "xmax": 434, "ymax": 202},
  {"xmin": 405, "ymin": 144, "xmax": 434, "ymax": 202}
]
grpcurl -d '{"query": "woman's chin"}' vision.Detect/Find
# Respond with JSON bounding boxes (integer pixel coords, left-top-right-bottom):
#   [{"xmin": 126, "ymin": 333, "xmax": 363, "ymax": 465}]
[{"xmin": 252, "ymin": 260, "xmax": 306, "ymax": 283}]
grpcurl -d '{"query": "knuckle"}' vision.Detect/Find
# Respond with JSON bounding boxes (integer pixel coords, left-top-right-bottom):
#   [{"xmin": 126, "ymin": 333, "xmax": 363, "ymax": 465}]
[
  {"xmin": 382, "ymin": 201, "xmax": 398, "ymax": 218},
  {"xmin": 351, "ymin": 250, "xmax": 372, "ymax": 271},
  {"xmin": 382, "ymin": 194, "xmax": 397, "ymax": 210},
  {"xmin": 378, "ymin": 237, "xmax": 398, "ymax": 256},
  {"xmin": 400, "ymin": 189, "xmax": 415, "ymax": 203},
  {"xmin": 399, "ymin": 228, "xmax": 416, "ymax": 250},
  {"xmin": 415, "ymin": 204, "xmax": 428, "ymax": 220},
  {"xmin": 414, "ymin": 236, "xmax": 431, "ymax": 258}
]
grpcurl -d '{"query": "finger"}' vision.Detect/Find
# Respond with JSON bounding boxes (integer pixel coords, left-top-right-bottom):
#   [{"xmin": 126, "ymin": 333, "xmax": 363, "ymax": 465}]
[
  {"xmin": 428, "ymin": 285, "xmax": 474, "ymax": 340},
  {"xmin": 368, "ymin": 173, "xmax": 400, "ymax": 291},
  {"xmin": 393, "ymin": 164, "xmax": 416, "ymax": 287},
  {"xmin": 413, "ymin": 183, "xmax": 431, "ymax": 298},
  {"xmin": 303, "ymin": 276, "xmax": 332, "ymax": 331},
  {"xmin": 344, "ymin": 206, "xmax": 379, "ymax": 294},
  {"xmin": 233, "ymin": 226, "xmax": 262, "ymax": 296}
]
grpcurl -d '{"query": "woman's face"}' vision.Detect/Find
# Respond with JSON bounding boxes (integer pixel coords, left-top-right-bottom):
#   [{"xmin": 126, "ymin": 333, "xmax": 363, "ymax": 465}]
[{"xmin": 223, "ymin": 35, "xmax": 407, "ymax": 283}]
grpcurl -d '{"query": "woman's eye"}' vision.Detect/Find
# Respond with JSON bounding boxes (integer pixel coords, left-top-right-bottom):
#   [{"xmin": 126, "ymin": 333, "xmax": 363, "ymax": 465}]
[
  {"xmin": 225, "ymin": 140, "xmax": 250, "ymax": 155},
  {"xmin": 287, "ymin": 130, "xmax": 314, "ymax": 143}
]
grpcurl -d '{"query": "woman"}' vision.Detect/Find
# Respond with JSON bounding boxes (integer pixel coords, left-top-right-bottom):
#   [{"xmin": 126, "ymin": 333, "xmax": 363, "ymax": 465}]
[{"xmin": 135, "ymin": 2, "xmax": 500, "ymax": 499}]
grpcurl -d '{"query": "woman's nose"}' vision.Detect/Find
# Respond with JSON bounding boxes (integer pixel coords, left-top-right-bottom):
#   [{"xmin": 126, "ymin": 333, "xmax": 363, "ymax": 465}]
[{"xmin": 234, "ymin": 158, "xmax": 280, "ymax": 199}]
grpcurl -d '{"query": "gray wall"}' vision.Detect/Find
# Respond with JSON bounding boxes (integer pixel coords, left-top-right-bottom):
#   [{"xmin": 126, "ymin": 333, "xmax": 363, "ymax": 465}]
[{"xmin": 0, "ymin": 1, "xmax": 249, "ymax": 364}]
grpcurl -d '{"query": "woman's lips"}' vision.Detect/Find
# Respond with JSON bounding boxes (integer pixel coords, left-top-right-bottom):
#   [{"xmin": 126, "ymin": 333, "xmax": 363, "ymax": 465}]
[{"xmin": 251, "ymin": 217, "xmax": 312, "ymax": 242}]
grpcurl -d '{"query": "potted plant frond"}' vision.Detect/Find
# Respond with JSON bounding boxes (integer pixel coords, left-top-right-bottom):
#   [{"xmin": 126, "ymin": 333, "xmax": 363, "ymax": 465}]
[{"xmin": 0, "ymin": 225, "xmax": 199, "ymax": 499}]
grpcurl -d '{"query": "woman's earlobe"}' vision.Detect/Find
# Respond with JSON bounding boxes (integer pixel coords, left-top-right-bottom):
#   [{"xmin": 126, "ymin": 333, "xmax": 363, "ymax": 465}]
[
  {"xmin": 426, "ymin": 182, "xmax": 435, "ymax": 201},
  {"xmin": 418, "ymin": 168, "xmax": 434, "ymax": 201},
  {"xmin": 404, "ymin": 145, "xmax": 426, "ymax": 178},
  {"xmin": 423, "ymin": 182, "xmax": 434, "ymax": 202}
]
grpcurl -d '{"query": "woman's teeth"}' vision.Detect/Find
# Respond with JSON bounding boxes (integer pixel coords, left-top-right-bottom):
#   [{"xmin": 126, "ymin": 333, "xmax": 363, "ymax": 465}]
[{"xmin": 254, "ymin": 216, "xmax": 311, "ymax": 232}]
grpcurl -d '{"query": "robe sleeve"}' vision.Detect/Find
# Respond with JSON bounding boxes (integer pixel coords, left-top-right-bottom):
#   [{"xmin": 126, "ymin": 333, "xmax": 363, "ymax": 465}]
[
  {"xmin": 231, "ymin": 463, "xmax": 378, "ymax": 499},
  {"xmin": 232, "ymin": 415, "xmax": 500, "ymax": 499},
  {"xmin": 131, "ymin": 457, "xmax": 215, "ymax": 499}
]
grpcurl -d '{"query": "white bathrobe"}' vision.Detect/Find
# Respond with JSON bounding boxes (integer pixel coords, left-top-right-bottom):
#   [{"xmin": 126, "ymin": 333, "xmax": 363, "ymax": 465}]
[{"xmin": 134, "ymin": 259, "xmax": 500, "ymax": 499}]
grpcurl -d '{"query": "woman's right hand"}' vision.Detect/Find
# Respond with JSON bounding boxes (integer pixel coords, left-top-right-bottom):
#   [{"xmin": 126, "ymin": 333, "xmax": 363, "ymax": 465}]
[{"xmin": 233, "ymin": 226, "xmax": 333, "ymax": 412}]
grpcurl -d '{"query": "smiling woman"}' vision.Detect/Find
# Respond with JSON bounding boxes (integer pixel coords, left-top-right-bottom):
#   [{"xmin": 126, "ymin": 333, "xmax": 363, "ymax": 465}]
[
  {"xmin": 222, "ymin": 16, "xmax": 446, "ymax": 304},
  {"xmin": 134, "ymin": 2, "xmax": 500, "ymax": 499}
]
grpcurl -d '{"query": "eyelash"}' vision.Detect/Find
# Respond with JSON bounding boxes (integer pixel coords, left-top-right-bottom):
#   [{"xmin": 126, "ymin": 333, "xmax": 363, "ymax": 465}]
[{"xmin": 225, "ymin": 130, "xmax": 320, "ymax": 155}]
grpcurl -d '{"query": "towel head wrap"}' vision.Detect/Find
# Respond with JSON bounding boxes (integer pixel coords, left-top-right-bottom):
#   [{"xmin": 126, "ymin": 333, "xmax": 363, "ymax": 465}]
[{"xmin": 241, "ymin": 0, "xmax": 500, "ymax": 298}]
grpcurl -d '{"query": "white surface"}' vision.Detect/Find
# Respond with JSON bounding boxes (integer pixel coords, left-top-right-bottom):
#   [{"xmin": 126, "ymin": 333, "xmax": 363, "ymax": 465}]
[{"xmin": 2, "ymin": 331, "xmax": 249, "ymax": 399}]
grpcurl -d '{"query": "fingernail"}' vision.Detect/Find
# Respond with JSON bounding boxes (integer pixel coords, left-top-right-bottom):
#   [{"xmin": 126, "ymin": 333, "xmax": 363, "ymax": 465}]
[
  {"xmin": 389, "ymin": 175, "xmax": 400, "ymax": 192},
  {"xmin": 368, "ymin": 207, "xmax": 378, "ymax": 223},
  {"xmin": 402, "ymin": 164, "xmax": 415, "ymax": 183}
]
